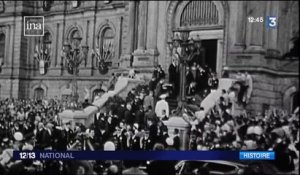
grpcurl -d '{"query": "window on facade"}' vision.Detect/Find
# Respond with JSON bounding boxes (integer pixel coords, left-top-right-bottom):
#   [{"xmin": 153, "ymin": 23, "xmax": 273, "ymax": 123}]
[
  {"xmin": 0, "ymin": 33, "xmax": 5, "ymax": 64},
  {"xmin": 98, "ymin": 27, "xmax": 115, "ymax": 63},
  {"xmin": 70, "ymin": 30, "xmax": 82, "ymax": 49},
  {"xmin": 180, "ymin": 1, "xmax": 219, "ymax": 27}
]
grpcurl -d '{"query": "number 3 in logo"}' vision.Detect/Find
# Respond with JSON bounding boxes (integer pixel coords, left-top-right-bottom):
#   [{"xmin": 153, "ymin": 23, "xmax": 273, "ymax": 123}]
[{"xmin": 267, "ymin": 16, "xmax": 277, "ymax": 28}]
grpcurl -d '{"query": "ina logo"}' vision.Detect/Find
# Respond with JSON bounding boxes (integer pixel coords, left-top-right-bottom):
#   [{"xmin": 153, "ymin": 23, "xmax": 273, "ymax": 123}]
[{"xmin": 24, "ymin": 16, "xmax": 44, "ymax": 36}]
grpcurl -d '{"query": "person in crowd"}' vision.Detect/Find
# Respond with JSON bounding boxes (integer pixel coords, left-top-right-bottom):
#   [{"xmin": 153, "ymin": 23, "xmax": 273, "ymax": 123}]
[
  {"xmin": 143, "ymin": 91, "xmax": 154, "ymax": 111},
  {"xmin": 187, "ymin": 82, "xmax": 197, "ymax": 96},
  {"xmin": 168, "ymin": 58, "xmax": 180, "ymax": 97},
  {"xmin": 190, "ymin": 62, "xmax": 198, "ymax": 81},
  {"xmin": 144, "ymin": 106, "xmax": 157, "ymax": 127},
  {"xmin": 148, "ymin": 76, "xmax": 157, "ymax": 94},
  {"xmin": 147, "ymin": 119, "xmax": 158, "ymax": 147},
  {"xmin": 140, "ymin": 130, "xmax": 152, "ymax": 150},
  {"xmin": 135, "ymin": 106, "xmax": 145, "ymax": 129},
  {"xmin": 128, "ymin": 69, "xmax": 135, "ymax": 79},
  {"xmin": 173, "ymin": 128, "xmax": 180, "ymax": 150},
  {"xmin": 186, "ymin": 67, "xmax": 194, "ymax": 87},
  {"xmin": 155, "ymin": 94, "xmax": 169, "ymax": 120},
  {"xmin": 107, "ymin": 73, "xmax": 118, "ymax": 91},
  {"xmin": 157, "ymin": 65, "xmax": 165, "ymax": 81},
  {"xmin": 244, "ymin": 71, "xmax": 253, "ymax": 105},
  {"xmin": 154, "ymin": 78, "xmax": 166, "ymax": 101},
  {"xmin": 208, "ymin": 72, "xmax": 219, "ymax": 92},
  {"xmin": 124, "ymin": 103, "xmax": 134, "ymax": 126},
  {"xmin": 152, "ymin": 66, "xmax": 159, "ymax": 83}
]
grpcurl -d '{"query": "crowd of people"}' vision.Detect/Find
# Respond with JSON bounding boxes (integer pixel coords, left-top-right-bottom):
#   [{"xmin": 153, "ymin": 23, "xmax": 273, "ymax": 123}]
[
  {"xmin": 0, "ymin": 64, "xmax": 299, "ymax": 175},
  {"xmin": 168, "ymin": 56, "xmax": 219, "ymax": 98}
]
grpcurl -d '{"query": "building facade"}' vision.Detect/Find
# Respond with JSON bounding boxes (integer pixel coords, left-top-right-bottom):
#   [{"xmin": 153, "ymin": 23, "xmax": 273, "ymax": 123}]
[{"xmin": 0, "ymin": 1, "xmax": 298, "ymax": 113}]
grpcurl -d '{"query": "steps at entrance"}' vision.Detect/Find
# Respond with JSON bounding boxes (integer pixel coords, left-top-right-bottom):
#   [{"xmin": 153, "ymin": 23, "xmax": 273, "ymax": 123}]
[
  {"xmin": 60, "ymin": 77, "xmax": 144, "ymax": 127},
  {"xmin": 166, "ymin": 97, "xmax": 178, "ymax": 111},
  {"xmin": 200, "ymin": 78, "xmax": 236, "ymax": 114}
]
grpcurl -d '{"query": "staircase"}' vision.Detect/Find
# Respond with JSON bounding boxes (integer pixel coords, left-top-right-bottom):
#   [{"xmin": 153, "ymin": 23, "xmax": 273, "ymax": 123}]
[
  {"xmin": 59, "ymin": 77, "xmax": 144, "ymax": 127},
  {"xmin": 200, "ymin": 78, "xmax": 236, "ymax": 114},
  {"xmin": 166, "ymin": 97, "xmax": 178, "ymax": 112}
]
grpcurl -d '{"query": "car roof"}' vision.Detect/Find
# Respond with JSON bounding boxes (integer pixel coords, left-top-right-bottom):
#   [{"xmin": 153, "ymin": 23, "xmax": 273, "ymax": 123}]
[{"xmin": 178, "ymin": 160, "xmax": 247, "ymax": 168}]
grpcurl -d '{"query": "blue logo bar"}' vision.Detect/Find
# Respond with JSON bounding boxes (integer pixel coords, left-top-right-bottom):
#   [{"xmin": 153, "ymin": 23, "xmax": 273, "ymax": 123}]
[
  {"xmin": 266, "ymin": 16, "xmax": 277, "ymax": 29},
  {"xmin": 14, "ymin": 151, "xmax": 240, "ymax": 160},
  {"xmin": 239, "ymin": 151, "xmax": 275, "ymax": 160}
]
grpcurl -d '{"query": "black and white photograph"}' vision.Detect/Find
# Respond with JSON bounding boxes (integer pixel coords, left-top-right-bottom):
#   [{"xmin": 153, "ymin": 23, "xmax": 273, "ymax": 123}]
[{"xmin": 0, "ymin": 1, "xmax": 299, "ymax": 175}]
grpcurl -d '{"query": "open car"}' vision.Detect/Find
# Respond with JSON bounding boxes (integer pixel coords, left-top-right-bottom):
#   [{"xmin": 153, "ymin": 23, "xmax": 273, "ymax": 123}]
[{"xmin": 175, "ymin": 160, "xmax": 247, "ymax": 175}]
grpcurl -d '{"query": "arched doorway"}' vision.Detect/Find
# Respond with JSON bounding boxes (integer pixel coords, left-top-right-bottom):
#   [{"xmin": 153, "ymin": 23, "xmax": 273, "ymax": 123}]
[
  {"xmin": 34, "ymin": 87, "xmax": 44, "ymax": 100},
  {"xmin": 167, "ymin": 1, "xmax": 228, "ymax": 77}
]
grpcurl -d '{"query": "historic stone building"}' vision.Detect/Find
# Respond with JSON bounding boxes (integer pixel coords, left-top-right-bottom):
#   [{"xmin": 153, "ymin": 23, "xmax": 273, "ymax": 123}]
[{"xmin": 0, "ymin": 1, "xmax": 298, "ymax": 113}]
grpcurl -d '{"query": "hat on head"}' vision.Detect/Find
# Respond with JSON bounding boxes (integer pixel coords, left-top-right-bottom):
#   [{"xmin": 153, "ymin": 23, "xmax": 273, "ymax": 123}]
[
  {"xmin": 14, "ymin": 132, "xmax": 23, "ymax": 141},
  {"xmin": 3, "ymin": 137, "xmax": 9, "ymax": 143},
  {"xmin": 133, "ymin": 123, "xmax": 139, "ymax": 129},
  {"xmin": 253, "ymin": 126, "xmax": 263, "ymax": 135},
  {"xmin": 159, "ymin": 94, "xmax": 167, "ymax": 99},
  {"xmin": 22, "ymin": 144, "xmax": 34, "ymax": 151},
  {"xmin": 104, "ymin": 141, "xmax": 116, "ymax": 151},
  {"xmin": 166, "ymin": 137, "xmax": 174, "ymax": 146}
]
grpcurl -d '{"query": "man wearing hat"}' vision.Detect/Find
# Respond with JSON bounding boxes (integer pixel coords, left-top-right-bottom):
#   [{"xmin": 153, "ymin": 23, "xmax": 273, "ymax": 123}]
[
  {"xmin": 155, "ymin": 94, "xmax": 169, "ymax": 120},
  {"xmin": 140, "ymin": 131, "xmax": 152, "ymax": 150}
]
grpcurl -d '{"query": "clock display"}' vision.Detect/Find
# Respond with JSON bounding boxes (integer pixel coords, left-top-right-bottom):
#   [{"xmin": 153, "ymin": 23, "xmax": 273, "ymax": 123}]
[
  {"xmin": 19, "ymin": 152, "xmax": 36, "ymax": 159},
  {"xmin": 248, "ymin": 17, "xmax": 264, "ymax": 23}
]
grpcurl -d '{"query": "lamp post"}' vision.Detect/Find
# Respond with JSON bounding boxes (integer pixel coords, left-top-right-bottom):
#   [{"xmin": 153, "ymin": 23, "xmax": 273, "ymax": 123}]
[
  {"xmin": 167, "ymin": 30, "xmax": 202, "ymax": 114},
  {"xmin": 61, "ymin": 36, "xmax": 88, "ymax": 109}
]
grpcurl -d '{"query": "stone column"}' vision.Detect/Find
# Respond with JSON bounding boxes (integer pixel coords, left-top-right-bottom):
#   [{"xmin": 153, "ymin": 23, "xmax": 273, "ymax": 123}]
[
  {"xmin": 247, "ymin": 1, "xmax": 266, "ymax": 51},
  {"xmin": 145, "ymin": 1, "xmax": 159, "ymax": 66},
  {"xmin": 132, "ymin": 1, "xmax": 159, "ymax": 68},
  {"xmin": 265, "ymin": 1, "xmax": 279, "ymax": 51},
  {"xmin": 137, "ymin": 1, "xmax": 147, "ymax": 50},
  {"xmin": 119, "ymin": 1, "xmax": 136, "ymax": 68},
  {"xmin": 234, "ymin": 1, "xmax": 247, "ymax": 49},
  {"xmin": 127, "ymin": 1, "xmax": 136, "ymax": 55},
  {"xmin": 146, "ymin": 1, "xmax": 158, "ymax": 51}
]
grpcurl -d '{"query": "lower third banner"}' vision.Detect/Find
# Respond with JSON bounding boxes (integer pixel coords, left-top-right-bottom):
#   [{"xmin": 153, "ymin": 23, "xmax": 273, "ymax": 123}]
[{"xmin": 13, "ymin": 151, "xmax": 275, "ymax": 161}]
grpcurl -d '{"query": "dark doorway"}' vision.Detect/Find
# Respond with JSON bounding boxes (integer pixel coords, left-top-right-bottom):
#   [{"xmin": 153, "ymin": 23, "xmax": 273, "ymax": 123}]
[
  {"xmin": 34, "ymin": 87, "xmax": 44, "ymax": 100},
  {"xmin": 201, "ymin": 39, "xmax": 217, "ymax": 72}
]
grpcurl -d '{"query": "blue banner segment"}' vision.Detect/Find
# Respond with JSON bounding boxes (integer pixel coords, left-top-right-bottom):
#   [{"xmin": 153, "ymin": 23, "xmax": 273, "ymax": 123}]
[
  {"xmin": 239, "ymin": 151, "xmax": 275, "ymax": 160},
  {"xmin": 14, "ymin": 151, "xmax": 240, "ymax": 160}
]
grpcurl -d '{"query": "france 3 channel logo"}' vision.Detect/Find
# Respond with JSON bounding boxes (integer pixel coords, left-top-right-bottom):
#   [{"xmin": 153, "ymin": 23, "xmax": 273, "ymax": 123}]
[
  {"xmin": 24, "ymin": 16, "xmax": 44, "ymax": 36},
  {"xmin": 266, "ymin": 16, "xmax": 277, "ymax": 29}
]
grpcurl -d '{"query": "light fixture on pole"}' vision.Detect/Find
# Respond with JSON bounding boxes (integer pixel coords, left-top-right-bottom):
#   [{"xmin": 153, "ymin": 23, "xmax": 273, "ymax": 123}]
[
  {"xmin": 61, "ymin": 36, "xmax": 88, "ymax": 110},
  {"xmin": 168, "ymin": 30, "xmax": 202, "ymax": 115}
]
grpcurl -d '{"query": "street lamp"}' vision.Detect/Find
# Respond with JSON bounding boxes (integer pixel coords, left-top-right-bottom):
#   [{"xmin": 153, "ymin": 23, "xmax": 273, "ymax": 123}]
[
  {"xmin": 61, "ymin": 36, "xmax": 88, "ymax": 110},
  {"xmin": 168, "ymin": 30, "xmax": 202, "ymax": 115}
]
